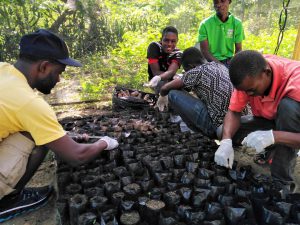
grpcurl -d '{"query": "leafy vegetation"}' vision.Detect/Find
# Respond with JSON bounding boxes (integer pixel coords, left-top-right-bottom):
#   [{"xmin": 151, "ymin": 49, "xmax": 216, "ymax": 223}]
[{"xmin": 0, "ymin": 0, "xmax": 299, "ymax": 100}]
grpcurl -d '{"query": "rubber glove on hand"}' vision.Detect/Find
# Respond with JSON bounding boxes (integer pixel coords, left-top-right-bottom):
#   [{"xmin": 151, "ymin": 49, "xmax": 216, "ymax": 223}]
[
  {"xmin": 214, "ymin": 139, "xmax": 234, "ymax": 169},
  {"xmin": 100, "ymin": 136, "xmax": 119, "ymax": 150},
  {"xmin": 242, "ymin": 130, "xmax": 274, "ymax": 153},
  {"xmin": 144, "ymin": 75, "xmax": 161, "ymax": 88},
  {"xmin": 155, "ymin": 95, "xmax": 168, "ymax": 111}
]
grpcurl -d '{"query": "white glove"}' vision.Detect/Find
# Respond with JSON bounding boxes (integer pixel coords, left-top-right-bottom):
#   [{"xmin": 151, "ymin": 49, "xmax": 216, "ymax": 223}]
[
  {"xmin": 214, "ymin": 139, "xmax": 234, "ymax": 169},
  {"xmin": 100, "ymin": 136, "xmax": 119, "ymax": 150},
  {"xmin": 242, "ymin": 130, "xmax": 274, "ymax": 153},
  {"xmin": 155, "ymin": 95, "xmax": 168, "ymax": 111},
  {"xmin": 144, "ymin": 75, "xmax": 161, "ymax": 88}
]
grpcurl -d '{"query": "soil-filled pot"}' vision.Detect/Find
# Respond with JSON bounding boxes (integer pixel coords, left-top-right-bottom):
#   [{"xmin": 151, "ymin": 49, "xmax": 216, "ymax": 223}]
[
  {"xmin": 104, "ymin": 181, "xmax": 121, "ymax": 198},
  {"xmin": 179, "ymin": 187, "xmax": 192, "ymax": 204},
  {"xmin": 202, "ymin": 219, "xmax": 225, "ymax": 225},
  {"xmin": 145, "ymin": 199, "xmax": 166, "ymax": 224},
  {"xmin": 139, "ymin": 179, "xmax": 154, "ymax": 192},
  {"xmin": 236, "ymin": 198, "xmax": 256, "ymax": 223},
  {"xmin": 103, "ymin": 160, "xmax": 118, "ymax": 172},
  {"xmin": 218, "ymin": 194, "xmax": 235, "ymax": 207},
  {"xmin": 90, "ymin": 196, "xmax": 109, "ymax": 213},
  {"xmin": 224, "ymin": 206, "xmax": 247, "ymax": 225},
  {"xmin": 69, "ymin": 194, "xmax": 88, "ymax": 225},
  {"xmin": 66, "ymin": 183, "xmax": 82, "ymax": 195},
  {"xmin": 159, "ymin": 210, "xmax": 178, "ymax": 225},
  {"xmin": 160, "ymin": 156, "xmax": 174, "ymax": 170},
  {"xmin": 250, "ymin": 192, "xmax": 270, "ymax": 225},
  {"xmin": 84, "ymin": 187, "xmax": 104, "ymax": 199},
  {"xmin": 275, "ymin": 201, "xmax": 293, "ymax": 219},
  {"xmin": 121, "ymin": 176, "xmax": 134, "ymax": 187},
  {"xmin": 154, "ymin": 172, "xmax": 172, "ymax": 186},
  {"xmin": 100, "ymin": 208, "xmax": 118, "ymax": 224},
  {"xmin": 123, "ymin": 183, "xmax": 141, "ymax": 201},
  {"xmin": 163, "ymin": 191, "xmax": 181, "ymax": 209},
  {"xmin": 108, "ymin": 149, "xmax": 120, "ymax": 162},
  {"xmin": 200, "ymin": 151, "xmax": 214, "ymax": 161},
  {"xmin": 235, "ymin": 187, "xmax": 251, "ymax": 198},
  {"xmin": 205, "ymin": 202, "xmax": 224, "ymax": 221},
  {"xmin": 128, "ymin": 162, "xmax": 144, "ymax": 176},
  {"xmin": 81, "ymin": 175, "xmax": 100, "ymax": 188},
  {"xmin": 226, "ymin": 183, "xmax": 237, "ymax": 195},
  {"xmin": 261, "ymin": 204, "xmax": 284, "ymax": 225},
  {"xmin": 176, "ymin": 205, "xmax": 192, "ymax": 220},
  {"xmin": 120, "ymin": 210, "xmax": 140, "ymax": 225},
  {"xmin": 185, "ymin": 210, "xmax": 206, "ymax": 224},
  {"xmin": 194, "ymin": 178, "xmax": 211, "ymax": 188},
  {"xmin": 213, "ymin": 176, "xmax": 231, "ymax": 186},
  {"xmin": 57, "ymin": 200, "xmax": 68, "ymax": 225},
  {"xmin": 78, "ymin": 212, "xmax": 97, "ymax": 225},
  {"xmin": 212, "ymin": 164, "xmax": 228, "ymax": 176},
  {"xmin": 173, "ymin": 155, "xmax": 186, "ymax": 168},
  {"xmin": 137, "ymin": 196, "xmax": 149, "ymax": 219},
  {"xmin": 198, "ymin": 168, "xmax": 215, "ymax": 179},
  {"xmin": 113, "ymin": 166, "xmax": 129, "ymax": 178},
  {"xmin": 181, "ymin": 172, "xmax": 195, "ymax": 185},
  {"xmin": 111, "ymin": 191, "xmax": 125, "ymax": 207},
  {"xmin": 210, "ymin": 185, "xmax": 226, "ymax": 201},
  {"xmin": 167, "ymin": 180, "xmax": 181, "ymax": 191},
  {"xmin": 193, "ymin": 188, "xmax": 211, "ymax": 208},
  {"xmin": 149, "ymin": 187, "xmax": 163, "ymax": 200},
  {"xmin": 228, "ymin": 165, "xmax": 252, "ymax": 181},
  {"xmin": 186, "ymin": 152, "xmax": 199, "ymax": 162},
  {"xmin": 147, "ymin": 160, "xmax": 163, "ymax": 175},
  {"xmin": 172, "ymin": 169, "xmax": 186, "ymax": 180},
  {"xmin": 199, "ymin": 161, "xmax": 211, "ymax": 169},
  {"xmin": 99, "ymin": 173, "xmax": 116, "ymax": 183},
  {"xmin": 57, "ymin": 171, "xmax": 71, "ymax": 194},
  {"xmin": 186, "ymin": 161, "xmax": 199, "ymax": 173},
  {"xmin": 286, "ymin": 193, "xmax": 300, "ymax": 222}
]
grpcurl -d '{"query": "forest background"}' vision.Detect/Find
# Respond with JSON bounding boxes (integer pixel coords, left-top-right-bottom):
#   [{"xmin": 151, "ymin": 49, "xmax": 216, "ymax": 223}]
[{"xmin": 1, "ymin": 0, "xmax": 300, "ymax": 100}]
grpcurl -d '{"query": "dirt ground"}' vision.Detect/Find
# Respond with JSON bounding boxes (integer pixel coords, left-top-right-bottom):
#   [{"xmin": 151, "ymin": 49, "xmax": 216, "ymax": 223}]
[{"xmin": 2, "ymin": 77, "xmax": 300, "ymax": 225}]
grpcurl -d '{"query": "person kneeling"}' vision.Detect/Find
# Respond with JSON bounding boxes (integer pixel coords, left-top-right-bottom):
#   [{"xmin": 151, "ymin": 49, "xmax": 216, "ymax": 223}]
[{"xmin": 157, "ymin": 47, "xmax": 232, "ymax": 138}]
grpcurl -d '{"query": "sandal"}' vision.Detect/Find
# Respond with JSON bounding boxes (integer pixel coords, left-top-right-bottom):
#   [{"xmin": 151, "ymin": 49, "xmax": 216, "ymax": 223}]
[{"xmin": 253, "ymin": 150, "xmax": 272, "ymax": 165}]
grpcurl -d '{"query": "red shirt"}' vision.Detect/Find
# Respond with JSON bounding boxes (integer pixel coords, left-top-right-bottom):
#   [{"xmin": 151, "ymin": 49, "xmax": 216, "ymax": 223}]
[{"xmin": 229, "ymin": 54, "xmax": 300, "ymax": 120}]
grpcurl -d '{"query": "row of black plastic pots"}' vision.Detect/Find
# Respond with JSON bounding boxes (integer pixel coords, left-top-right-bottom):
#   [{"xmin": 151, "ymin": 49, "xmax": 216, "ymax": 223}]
[
  {"xmin": 57, "ymin": 111, "xmax": 300, "ymax": 225},
  {"xmin": 57, "ymin": 175, "xmax": 300, "ymax": 225},
  {"xmin": 56, "ymin": 150, "xmax": 300, "ymax": 225}
]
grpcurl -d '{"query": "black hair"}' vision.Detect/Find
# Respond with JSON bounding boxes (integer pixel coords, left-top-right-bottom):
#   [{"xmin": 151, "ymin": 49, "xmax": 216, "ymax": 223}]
[
  {"xmin": 182, "ymin": 47, "xmax": 207, "ymax": 69},
  {"xmin": 229, "ymin": 50, "xmax": 267, "ymax": 87},
  {"xmin": 161, "ymin": 26, "xmax": 178, "ymax": 39}
]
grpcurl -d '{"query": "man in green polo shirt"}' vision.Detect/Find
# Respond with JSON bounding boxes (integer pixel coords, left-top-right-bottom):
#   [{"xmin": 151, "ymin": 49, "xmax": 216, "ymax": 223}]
[{"xmin": 197, "ymin": 0, "xmax": 244, "ymax": 68}]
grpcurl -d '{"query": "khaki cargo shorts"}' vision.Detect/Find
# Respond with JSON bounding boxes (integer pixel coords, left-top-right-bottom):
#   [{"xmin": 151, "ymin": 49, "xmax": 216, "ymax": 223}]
[{"xmin": 0, "ymin": 133, "xmax": 34, "ymax": 199}]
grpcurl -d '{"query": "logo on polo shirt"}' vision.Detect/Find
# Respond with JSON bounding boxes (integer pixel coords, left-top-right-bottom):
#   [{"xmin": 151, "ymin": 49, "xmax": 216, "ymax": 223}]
[{"xmin": 227, "ymin": 29, "xmax": 233, "ymax": 38}]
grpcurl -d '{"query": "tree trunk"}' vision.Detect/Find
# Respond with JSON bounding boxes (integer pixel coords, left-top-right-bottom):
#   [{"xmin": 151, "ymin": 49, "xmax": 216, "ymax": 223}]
[{"xmin": 50, "ymin": 0, "xmax": 77, "ymax": 32}]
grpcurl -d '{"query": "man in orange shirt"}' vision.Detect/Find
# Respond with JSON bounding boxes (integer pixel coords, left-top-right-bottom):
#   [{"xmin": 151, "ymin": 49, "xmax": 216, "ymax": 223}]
[{"xmin": 214, "ymin": 50, "xmax": 300, "ymax": 194}]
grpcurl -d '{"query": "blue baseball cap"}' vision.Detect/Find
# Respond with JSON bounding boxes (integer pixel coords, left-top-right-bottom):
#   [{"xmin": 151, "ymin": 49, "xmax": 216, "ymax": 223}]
[{"xmin": 19, "ymin": 29, "xmax": 82, "ymax": 67}]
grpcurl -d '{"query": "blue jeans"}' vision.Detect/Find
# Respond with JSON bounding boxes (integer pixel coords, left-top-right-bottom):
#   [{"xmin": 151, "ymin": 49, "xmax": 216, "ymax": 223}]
[
  {"xmin": 168, "ymin": 90, "xmax": 217, "ymax": 138},
  {"xmin": 232, "ymin": 97, "xmax": 299, "ymax": 187}
]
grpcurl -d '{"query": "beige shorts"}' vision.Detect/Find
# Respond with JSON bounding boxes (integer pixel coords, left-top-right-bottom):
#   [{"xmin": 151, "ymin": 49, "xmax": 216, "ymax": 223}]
[{"xmin": 0, "ymin": 133, "xmax": 34, "ymax": 199}]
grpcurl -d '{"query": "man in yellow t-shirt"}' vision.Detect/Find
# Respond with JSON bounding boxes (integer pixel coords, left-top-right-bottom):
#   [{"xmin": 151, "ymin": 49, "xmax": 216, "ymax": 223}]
[{"xmin": 0, "ymin": 29, "xmax": 119, "ymax": 222}]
